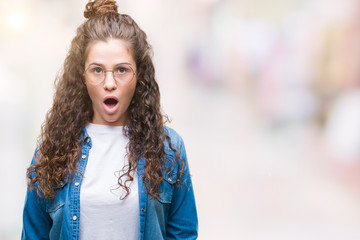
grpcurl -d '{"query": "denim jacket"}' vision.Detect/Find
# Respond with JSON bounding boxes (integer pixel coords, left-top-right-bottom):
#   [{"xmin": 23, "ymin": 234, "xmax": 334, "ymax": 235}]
[{"xmin": 22, "ymin": 127, "xmax": 198, "ymax": 240}]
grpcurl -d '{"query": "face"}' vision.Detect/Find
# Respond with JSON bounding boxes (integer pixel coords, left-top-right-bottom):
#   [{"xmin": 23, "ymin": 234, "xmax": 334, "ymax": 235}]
[{"xmin": 84, "ymin": 38, "xmax": 137, "ymax": 126}]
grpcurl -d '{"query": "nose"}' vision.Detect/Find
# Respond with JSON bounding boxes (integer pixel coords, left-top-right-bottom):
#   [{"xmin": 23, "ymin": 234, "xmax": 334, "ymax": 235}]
[{"xmin": 103, "ymin": 71, "xmax": 117, "ymax": 91}]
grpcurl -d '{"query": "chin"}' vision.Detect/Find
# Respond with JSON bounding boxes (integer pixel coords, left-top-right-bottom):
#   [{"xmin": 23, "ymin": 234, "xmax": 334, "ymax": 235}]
[
  {"xmin": 104, "ymin": 116, "xmax": 126, "ymax": 125},
  {"xmin": 105, "ymin": 118, "xmax": 117, "ymax": 123}
]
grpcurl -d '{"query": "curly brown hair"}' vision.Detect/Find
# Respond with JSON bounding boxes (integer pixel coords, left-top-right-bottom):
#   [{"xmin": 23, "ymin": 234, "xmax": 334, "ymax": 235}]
[{"xmin": 27, "ymin": 0, "xmax": 186, "ymax": 200}]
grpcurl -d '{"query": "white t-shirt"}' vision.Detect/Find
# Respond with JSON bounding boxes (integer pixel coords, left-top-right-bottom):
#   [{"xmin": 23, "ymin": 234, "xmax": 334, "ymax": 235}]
[{"xmin": 79, "ymin": 123, "xmax": 139, "ymax": 240}]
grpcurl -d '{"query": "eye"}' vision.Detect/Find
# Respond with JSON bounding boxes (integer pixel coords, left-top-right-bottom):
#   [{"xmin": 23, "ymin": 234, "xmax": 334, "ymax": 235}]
[
  {"xmin": 116, "ymin": 66, "xmax": 128, "ymax": 74},
  {"xmin": 91, "ymin": 66, "xmax": 103, "ymax": 74}
]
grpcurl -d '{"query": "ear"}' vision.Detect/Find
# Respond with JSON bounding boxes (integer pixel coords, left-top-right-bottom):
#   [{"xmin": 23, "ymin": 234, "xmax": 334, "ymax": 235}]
[{"xmin": 82, "ymin": 75, "xmax": 87, "ymax": 86}]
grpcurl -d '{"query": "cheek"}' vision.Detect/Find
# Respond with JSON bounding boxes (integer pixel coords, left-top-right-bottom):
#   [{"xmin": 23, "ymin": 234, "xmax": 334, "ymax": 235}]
[
  {"xmin": 85, "ymin": 84, "xmax": 100, "ymax": 103},
  {"xmin": 123, "ymin": 81, "xmax": 137, "ymax": 101}
]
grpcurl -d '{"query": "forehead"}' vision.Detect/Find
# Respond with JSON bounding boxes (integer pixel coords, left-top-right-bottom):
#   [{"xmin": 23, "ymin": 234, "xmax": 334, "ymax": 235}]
[{"xmin": 85, "ymin": 38, "xmax": 135, "ymax": 67}]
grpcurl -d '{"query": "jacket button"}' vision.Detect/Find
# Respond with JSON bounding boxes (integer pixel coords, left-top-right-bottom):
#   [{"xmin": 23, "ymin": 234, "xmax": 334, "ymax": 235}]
[
  {"xmin": 141, "ymin": 208, "xmax": 146, "ymax": 213},
  {"xmin": 74, "ymin": 182, "xmax": 80, "ymax": 186},
  {"xmin": 82, "ymin": 155, "xmax": 86, "ymax": 159},
  {"xmin": 72, "ymin": 216, "xmax": 77, "ymax": 221}
]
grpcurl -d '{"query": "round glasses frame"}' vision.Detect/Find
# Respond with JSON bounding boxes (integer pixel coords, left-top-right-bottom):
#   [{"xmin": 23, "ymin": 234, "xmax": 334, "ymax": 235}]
[{"xmin": 84, "ymin": 63, "xmax": 136, "ymax": 85}]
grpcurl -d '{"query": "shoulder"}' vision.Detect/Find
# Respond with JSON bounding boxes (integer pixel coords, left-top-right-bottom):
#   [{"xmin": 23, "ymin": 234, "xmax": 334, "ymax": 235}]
[
  {"xmin": 163, "ymin": 126, "xmax": 185, "ymax": 150},
  {"xmin": 163, "ymin": 126, "xmax": 184, "ymax": 144}
]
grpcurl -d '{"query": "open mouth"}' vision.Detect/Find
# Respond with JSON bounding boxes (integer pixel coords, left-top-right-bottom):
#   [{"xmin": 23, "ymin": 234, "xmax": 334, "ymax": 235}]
[{"xmin": 104, "ymin": 97, "xmax": 118, "ymax": 108}]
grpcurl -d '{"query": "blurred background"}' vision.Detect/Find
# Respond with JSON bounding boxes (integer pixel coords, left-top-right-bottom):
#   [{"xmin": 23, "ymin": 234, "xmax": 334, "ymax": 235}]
[{"xmin": 1, "ymin": 0, "xmax": 360, "ymax": 239}]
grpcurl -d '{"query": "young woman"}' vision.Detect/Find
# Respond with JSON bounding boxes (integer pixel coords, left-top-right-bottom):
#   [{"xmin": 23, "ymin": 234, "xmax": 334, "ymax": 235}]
[{"xmin": 21, "ymin": 0, "xmax": 198, "ymax": 239}]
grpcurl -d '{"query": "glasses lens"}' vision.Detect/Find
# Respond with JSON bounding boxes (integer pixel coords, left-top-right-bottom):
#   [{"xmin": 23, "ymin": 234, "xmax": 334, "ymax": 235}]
[
  {"xmin": 114, "ymin": 64, "xmax": 135, "ymax": 84},
  {"xmin": 85, "ymin": 66, "xmax": 104, "ymax": 85}
]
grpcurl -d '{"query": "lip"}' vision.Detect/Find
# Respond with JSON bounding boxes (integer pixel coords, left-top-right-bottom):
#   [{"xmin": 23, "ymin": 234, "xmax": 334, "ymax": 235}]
[{"xmin": 103, "ymin": 95, "xmax": 119, "ymax": 114}]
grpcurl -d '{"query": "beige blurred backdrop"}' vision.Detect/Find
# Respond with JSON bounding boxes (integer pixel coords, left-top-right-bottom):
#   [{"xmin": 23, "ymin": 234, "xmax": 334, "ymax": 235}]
[{"xmin": 2, "ymin": 0, "xmax": 360, "ymax": 239}]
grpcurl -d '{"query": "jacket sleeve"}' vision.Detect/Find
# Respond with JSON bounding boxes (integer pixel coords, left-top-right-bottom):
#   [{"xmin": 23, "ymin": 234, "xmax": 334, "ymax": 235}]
[
  {"xmin": 21, "ymin": 152, "xmax": 52, "ymax": 240},
  {"xmin": 166, "ymin": 139, "xmax": 198, "ymax": 239}
]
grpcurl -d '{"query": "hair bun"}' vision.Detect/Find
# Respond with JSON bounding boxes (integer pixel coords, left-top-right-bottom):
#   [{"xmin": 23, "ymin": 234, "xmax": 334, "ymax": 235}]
[{"xmin": 84, "ymin": 0, "xmax": 118, "ymax": 19}]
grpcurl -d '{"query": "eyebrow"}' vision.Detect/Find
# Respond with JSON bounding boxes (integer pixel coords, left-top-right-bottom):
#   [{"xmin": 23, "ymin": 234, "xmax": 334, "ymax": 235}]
[{"xmin": 88, "ymin": 62, "xmax": 132, "ymax": 67}]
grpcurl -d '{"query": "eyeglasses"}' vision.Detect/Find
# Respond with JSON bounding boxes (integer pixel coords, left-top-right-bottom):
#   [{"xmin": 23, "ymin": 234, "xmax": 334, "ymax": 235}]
[{"xmin": 84, "ymin": 63, "xmax": 136, "ymax": 85}]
